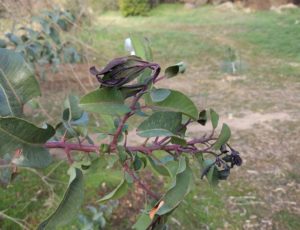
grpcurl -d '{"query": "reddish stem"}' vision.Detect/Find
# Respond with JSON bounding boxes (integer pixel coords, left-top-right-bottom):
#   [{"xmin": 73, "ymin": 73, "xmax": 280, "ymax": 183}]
[
  {"xmin": 44, "ymin": 134, "xmax": 214, "ymax": 156},
  {"xmin": 45, "ymin": 141, "xmax": 99, "ymax": 153},
  {"xmin": 109, "ymin": 113, "xmax": 131, "ymax": 152}
]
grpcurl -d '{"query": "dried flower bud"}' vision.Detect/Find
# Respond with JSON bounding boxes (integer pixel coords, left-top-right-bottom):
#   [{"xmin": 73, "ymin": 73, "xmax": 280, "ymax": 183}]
[{"xmin": 90, "ymin": 56, "xmax": 151, "ymax": 87}]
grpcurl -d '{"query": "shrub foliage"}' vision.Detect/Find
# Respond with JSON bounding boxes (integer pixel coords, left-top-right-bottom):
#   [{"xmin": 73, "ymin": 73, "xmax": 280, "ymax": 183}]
[
  {"xmin": 0, "ymin": 35, "xmax": 242, "ymax": 229},
  {"xmin": 0, "ymin": 8, "xmax": 81, "ymax": 78},
  {"xmin": 119, "ymin": 0, "xmax": 151, "ymax": 16}
]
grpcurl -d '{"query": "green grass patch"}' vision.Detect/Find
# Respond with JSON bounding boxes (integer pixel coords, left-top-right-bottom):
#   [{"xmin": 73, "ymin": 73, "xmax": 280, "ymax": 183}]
[{"xmin": 274, "ymin": 210, "xmax": 300, "ymax": 230}]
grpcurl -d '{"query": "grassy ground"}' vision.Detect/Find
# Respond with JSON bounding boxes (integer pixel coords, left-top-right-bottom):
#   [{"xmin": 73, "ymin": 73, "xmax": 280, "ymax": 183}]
[{"xmin": 1, "ymin": 3, "xmax": 300, "ymax": 229}]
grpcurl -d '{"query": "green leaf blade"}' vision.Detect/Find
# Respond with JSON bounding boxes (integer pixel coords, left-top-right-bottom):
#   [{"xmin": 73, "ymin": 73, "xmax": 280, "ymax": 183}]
[
  {"xmin": 133, "ymin": 212, "xmax": 152, "ymax": 230},
  {"xmin": 79, "ymin": 88, "xmax": 131, "ymax": 116},
  {"xmin": 210, "ymin": 109, "xmax": 219, "ymax": 129},
  {"xmin": 12, "ymin": 146, "xmax": 52, "ymax": 168},
  {"xmin": 137, "ymin": 111, "xmax": 182, "ymax": 138},
  {"xmin": 66, "ymin": 95, "xmax": 83, "ymax": 121},
  {"xmin": 144, "ymin": 89, "xmax": 198, "ymax": 120},
  {"xmin": 0, "ymin": 48, "xmax": 41, "ymax": 116},
  {"xmin": 213, "ymin": 123, "xmax": 231, "ymax": 150},
  {"xmin": 0, "ymin": 117, "xmax": 55, "ymax": 154},
  {"xmin": 147, "ymin": 156, "xmax": 172, "ymax": 177},
  {"xmin": 150, "ymin": 88, "xmax": 171, "ymax": 102},
  {"xmin": 156, "ymin": 157, "xmax": 193, "ymax": 216},
  {"xmin": 130, "ymin": 34, "xmax": 153, "ymax": 61},
  {"xmin": 165, "ymin": 62, "xmax": 186, "ymax": 78},
  {"xmin": 38, "ymin": 168, "xmax": 84, "ymax": 229}
]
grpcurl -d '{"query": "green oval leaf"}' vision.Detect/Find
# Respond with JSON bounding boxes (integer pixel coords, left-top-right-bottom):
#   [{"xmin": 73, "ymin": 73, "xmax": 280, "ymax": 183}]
[
  {"xmin": 210, "ymin": 109, "xmax": 219, "ymax": 129},
  {"xmin": 165, "ymin": 62, "xmax": 186, "ymax": 78},
  {"xmin": 150, "ymin": 88, "xmax": 171, "ymax": 102},
  {"xmin": 133, "ymin": 155, "xmax": 143, "ymax": 171},
  {"xmin": 38, "ymin": 168, "xmax": 84, "ymax": 230},
  {"xmin": 137, "ymin": 111, "xmax": 182, "ymax": 138},
  {"xmin": 65, "ymin": 95, "xmax": 83, "ymax": 121},
  {"xmin": 147, "ymin": 156, "xmax": 171, "ymax": 177},
  {"xmin": 144, "ymin": 89, "xmax": 198, "ymax": 120},
  {"xmin": 79, "ymin": 88, "xmax": 131, "ymax": 116},
  {"xmin": 129, "ymin": 34, "xmax": 153, "ymax": 61},
  {"xmin": 213, "ymin": 123, "xmax": 231, "ymax": 150},
  {"xmin": 0, "ymin": 48, "xmax": 40, "ymax": 116}
]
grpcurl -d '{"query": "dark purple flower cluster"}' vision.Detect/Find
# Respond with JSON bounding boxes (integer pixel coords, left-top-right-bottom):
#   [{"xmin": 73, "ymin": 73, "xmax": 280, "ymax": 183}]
[
  {"xmin": 222, "ymin": 146, "xmax": 243, "ymax": 168},
  {"xmin": 90, "ymin": 56, "xmax": 159, "ymax": 88}
]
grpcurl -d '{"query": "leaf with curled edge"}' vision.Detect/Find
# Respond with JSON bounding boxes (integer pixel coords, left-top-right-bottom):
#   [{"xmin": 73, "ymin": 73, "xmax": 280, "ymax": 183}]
[
  {"xmin": 154, "ymin": 157, "xmax": 193, "ymax": 216},
  {"xmin": 165, "ymin": 62, "xmax": 186, "ymax": 78},
  {"xmin": 0, "ymin": 117, "xmax": 55, "ymax": 168},
  {"xmin": 0, "ymin": 48, "xmax": 40, "ymax": 116},
  {"xmin": 65, "ymin": 95, "xmax": 83, "ymax": 121},
  {"xmin": 38, "ymin": 168, "xmax": 84, "ymax": 229}
]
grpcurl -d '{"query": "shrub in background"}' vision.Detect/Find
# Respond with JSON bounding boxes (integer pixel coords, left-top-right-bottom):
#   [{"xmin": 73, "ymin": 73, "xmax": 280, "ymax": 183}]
[
  {"xmin": 0, "ymin": 8, "xmax": 81, "ymax": 78},
  {"xmin": 119, "ymin": 0, "xmax": 151, "ymax": 16}
]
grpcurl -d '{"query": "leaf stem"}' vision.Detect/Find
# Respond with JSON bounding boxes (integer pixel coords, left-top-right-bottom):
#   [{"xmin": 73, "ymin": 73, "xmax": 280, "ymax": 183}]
[{"xmin": 123, "ymin": 164, "xmax": 159, "ymax": 200}]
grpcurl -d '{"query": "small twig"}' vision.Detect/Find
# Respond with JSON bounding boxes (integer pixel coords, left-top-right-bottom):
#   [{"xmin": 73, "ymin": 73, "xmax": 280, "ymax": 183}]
[
  {"xmin": 124, "ymin": 131, "xmax": 128, "ymax": 148},
  {"xmin": 124, "ymin": 164, "xmax": 159, "ymax": 200},
  {"xmin": 153, "ymin": 75, "xmax": 165, "ymax": 83},
  {"xmin": 64, "ymin": 146, "xmax": 73, "ymax": 164},
  {"xmin": 46, "ymin": 160, "xmax": 64, "ymax": 178},
  {"xmin": 68, "ymin": 64, "xmax": 89, "ymax": 93},
  {"xmin": 37, "ymin": 99, "xmax": 54, "ymax": 121},
  {"xmin": 143, "ymin": 138, "xmax": 150, "ymax": 146}
]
